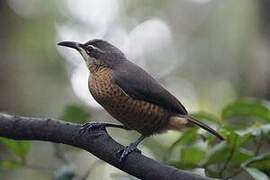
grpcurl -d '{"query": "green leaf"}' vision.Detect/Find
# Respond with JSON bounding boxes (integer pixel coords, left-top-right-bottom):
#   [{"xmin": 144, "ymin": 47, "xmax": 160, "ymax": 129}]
[
  {"xmin": 202, "ymin": 143, "xmax": 252, "ymax": 178},
  {"xmin": 60, "ymin": 104, "xmax": 90, "ymax": 123},
  {"xmin": 244, "ymin": 153, "xmax": 270, "ymax": 175},
  {"xmin": 202, "ymin": 142, "xmax": 228, "ymax": 165},
  {"xmin": 231, "ymin": 149, "xmax": 253, "ymax": 166},
  {"xmin": 0, "ymin": 138, "xmax": 31, "ymax": 162},
  {"xmin": 167, "ymin": 128, "xmax": 198, "ymax": 153},
  {"xmin": 202, "ymin": 128, "xmax": 259, "ymax": 178},
  {"xmin": 244, "ymin": 168, "xmax": 269, "ymax": 180},
  {"xmin": 220, "ymin": 128, "xmax": 251, "ymax": 148},
  {"xmin": 230, "ymin": 131, "xmax": 251, "ymax": 148},
  {"xmin": 203, "ymin": 142, "xmax": 252, "ymax": 166},
  {"xmin": 169, "ymin": 146, "xmax": 206, "ymax": 170},
  {"xmin": 179, "ymin": 146, "xmax": 206, "ymax": 169},
  {"xmin": 171, "ymin": 128, "xmax": 198, "ymax": 147},
  {"xmin": 204, "ymin": 165, "xmax": 221, "ymax": 178},
  {"xmin": 222, "ymin": 99, "xmax": 270, "ymax": 129},
  {"xmin": 165, "ymin": 128, "xmax": 199, "ymax": 161}
]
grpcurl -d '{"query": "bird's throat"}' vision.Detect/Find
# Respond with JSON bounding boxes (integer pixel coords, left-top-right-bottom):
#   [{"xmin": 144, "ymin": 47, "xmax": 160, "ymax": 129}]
[{"xmin": 79, "ymin": 48, "xmax": 95, "ymax": 69}]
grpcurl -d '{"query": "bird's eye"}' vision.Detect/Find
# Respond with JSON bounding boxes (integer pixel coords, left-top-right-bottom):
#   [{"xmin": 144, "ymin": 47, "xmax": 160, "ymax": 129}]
[
  {"xmin": 86, "ymin": 45, "xmax": 105, "ymax": 54},
  {"xmin": 88, "ymin": 45, "xmax": 97, "ymax": 50},
  {"xmin": 86, "ymin": 45, "xmax": 93, "ymax": 52}
]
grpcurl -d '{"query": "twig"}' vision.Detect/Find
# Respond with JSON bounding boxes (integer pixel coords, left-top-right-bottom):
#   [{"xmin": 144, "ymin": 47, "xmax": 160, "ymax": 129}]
[
  {"xmin": 219, "ymin": 136, "xmax": 238, "ymax": 177},
  {"xmin": 254, "ymin": 131, "xmax": 264, "ymax": 156}
]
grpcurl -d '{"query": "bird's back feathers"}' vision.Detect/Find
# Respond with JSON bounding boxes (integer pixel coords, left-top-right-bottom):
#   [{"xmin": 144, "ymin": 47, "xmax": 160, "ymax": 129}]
[{"xmin": 112, "ymin": 60, "xmax": 188, "ymax": 115}]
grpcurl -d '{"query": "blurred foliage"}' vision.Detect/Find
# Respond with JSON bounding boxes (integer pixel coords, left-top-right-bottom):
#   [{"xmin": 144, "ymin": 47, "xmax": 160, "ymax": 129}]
[
  {"xmin": 222, "ymin": 99, "xmax": 270, "ymax": 129},
  {"xmin": 165, "ymin": 99, "xmax": 270, "ymax": 179},
  {"xmin": 0, "ymin": 138, "xmax": 31, "ymax": 163},
  {"xmin": 243, "ymin": 153, "xmax": 270, "ymax": 176},
  {"xmin": 0, "ymin": 138, "xmax": 31, "ymax": 170},
  {"xmin": 59, "ymin": 104, "xmax": 91, "ymax": 123}
]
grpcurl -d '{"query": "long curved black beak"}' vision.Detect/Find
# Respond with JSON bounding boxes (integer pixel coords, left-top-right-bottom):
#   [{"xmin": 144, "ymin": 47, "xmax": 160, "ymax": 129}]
[{"xmin": 57, "ymin": 41, "xmax": 83, "ymax": 50}]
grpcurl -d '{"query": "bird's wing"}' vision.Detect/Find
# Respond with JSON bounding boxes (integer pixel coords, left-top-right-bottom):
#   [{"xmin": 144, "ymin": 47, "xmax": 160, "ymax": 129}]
[{"xmin": 112, "ymin": 61, "xmax": 187, "ymax": 115}]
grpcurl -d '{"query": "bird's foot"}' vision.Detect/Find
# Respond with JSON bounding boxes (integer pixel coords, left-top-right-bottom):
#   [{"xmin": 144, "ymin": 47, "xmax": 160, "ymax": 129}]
[
  {"xmin": 117, "ymin": 143, "xmax": 141, "ymax": 162},
  {"xmin": 79, "ymin": 122, "xmax": 107, "ymax": 135}
]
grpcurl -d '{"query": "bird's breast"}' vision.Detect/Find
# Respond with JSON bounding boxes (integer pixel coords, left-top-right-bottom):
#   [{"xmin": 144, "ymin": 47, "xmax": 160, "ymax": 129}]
[{"xmin": 88, "ymin": 67, "xmax": 171, "ymax": 135}]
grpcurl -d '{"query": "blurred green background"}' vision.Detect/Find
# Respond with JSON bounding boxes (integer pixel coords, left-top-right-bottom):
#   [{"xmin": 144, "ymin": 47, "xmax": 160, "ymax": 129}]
[{"xmin": 0, "ymin": 0, "xmax": 270, "ymax": 179}]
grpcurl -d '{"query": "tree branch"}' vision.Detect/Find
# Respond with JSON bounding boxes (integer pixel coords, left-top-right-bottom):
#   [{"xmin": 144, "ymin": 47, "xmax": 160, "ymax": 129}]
[{"xmin": 0, "ymin": 113, "xmax": 207, "ymax": 180}]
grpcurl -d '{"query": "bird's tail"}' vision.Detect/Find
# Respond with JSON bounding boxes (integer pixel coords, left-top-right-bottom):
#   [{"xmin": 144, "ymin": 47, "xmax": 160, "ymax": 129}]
[{"xmin": 187, "ymin": 116, "xmax": 224, "ymax": 140}]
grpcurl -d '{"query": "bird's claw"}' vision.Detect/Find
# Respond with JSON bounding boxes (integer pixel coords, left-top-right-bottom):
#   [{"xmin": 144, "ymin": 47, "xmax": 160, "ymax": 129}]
[
  {"xmin": 117, "ymin": 144, "xmax": 141, "ymax": 162},
  {"xmin": 79, "ymin": 122, "xmax": 107, "ymax": 135}
]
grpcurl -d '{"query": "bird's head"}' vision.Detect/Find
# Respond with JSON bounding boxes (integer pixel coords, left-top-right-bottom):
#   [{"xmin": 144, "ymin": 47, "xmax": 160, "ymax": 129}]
[{"xmin": 58, "ymin": 39, "xmax": 126, "ymax": 69}]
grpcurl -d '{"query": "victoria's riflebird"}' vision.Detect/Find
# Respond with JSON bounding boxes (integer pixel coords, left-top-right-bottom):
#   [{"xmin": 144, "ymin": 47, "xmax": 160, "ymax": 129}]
[{"xmin": 58, "ymin": 39, "xmax": 224, "ymax": 161}]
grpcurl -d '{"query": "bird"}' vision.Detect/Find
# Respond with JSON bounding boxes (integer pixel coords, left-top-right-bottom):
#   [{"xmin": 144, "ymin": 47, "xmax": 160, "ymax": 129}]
[{"xmin": 58, "ymin": 39, "xmax": 224, "ymax": 162}]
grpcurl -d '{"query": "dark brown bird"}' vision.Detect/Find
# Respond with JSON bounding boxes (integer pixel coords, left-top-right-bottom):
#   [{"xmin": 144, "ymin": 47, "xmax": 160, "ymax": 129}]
[{"xmin": 58, "ymin": 39, "xmax": 224, "ymax": 161}]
